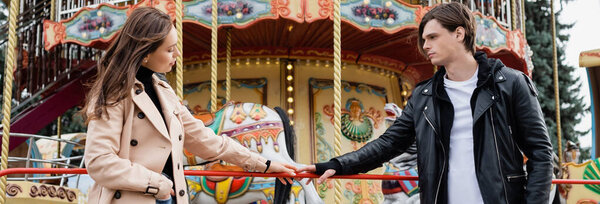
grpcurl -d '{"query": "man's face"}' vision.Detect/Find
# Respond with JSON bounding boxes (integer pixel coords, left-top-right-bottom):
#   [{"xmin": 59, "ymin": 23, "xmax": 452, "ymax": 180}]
[{"xmin": 421, "ymin": 19, "xmax": 466, "ymax": 66}]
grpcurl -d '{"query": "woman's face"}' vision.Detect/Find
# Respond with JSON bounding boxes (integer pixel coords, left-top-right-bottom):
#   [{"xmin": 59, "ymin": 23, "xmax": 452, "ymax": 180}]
[{"xmin": 143, "ymin": 26, "xmax": 180, "ymax": 73}]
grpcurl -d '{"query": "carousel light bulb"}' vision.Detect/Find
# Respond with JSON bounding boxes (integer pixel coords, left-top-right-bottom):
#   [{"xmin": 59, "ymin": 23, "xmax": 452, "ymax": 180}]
[
  {"xmin": 246, "ymin": 58, "xmax": 250, "ymax": 65},
  {"xmin": 306, "ymin": 59, "xmax": 310, "ymax": 65},
  {"xmin": 363, "ymin": 0, "xmax": 370, "ymax": 5},
  {"xmin": 365, "ymin": 17, "xmax": 371, "ymax": 22},
  {"xmin": 287, "ymin": 109, "xmax": 294, "ymax": 114},
  {"xmin": 287, "ymin": 86, "xmax": 294, "ymax": 92},
  {"xmin": 287, "ymin": 64, "xmax": 293, "ymax": 70},
  {"xmin": 325, "ymin": 61, "xmax": 330, "ymax": 67},
  {"xmin": 276, "ymin": 58, "xmax": 280, "ymax": 64},
  {"xmin": 236, "ymin": 12, "xmax": 243, "ymax": 19},
  {"xmin": 97, "ymin": 11, "xmax": 103, "ymax": 17},
  {"xmin": 402, "ymin": 90, "xmax": 407, "ymax": 96},
  {"xmin": 236, "ymin": 58, "xmax": 240, "ymax": 66},
  {"xmin": 266, "ymin": 58, "xmax": 271, "ymax": 64},
  {"xmin": 385, "ymin": 1, "xmax": 392, "ymax": 7},
  {"xmin": 256, "ymin": 58, "xmax": 260, "ymax": 65},
  {"xmin": 287, "ymin": 75, "xmax": 293, "ymax": 81},
  {"xmin": 287, "ymin": 97, "xmax": 294, "ymax": 103},
  {"xmin": 316, "ymin": 60, "xmax": 320, "ymax": 67},
  {"xmin": 387, "ymin": 18, "xmax": 395, "ymax": 24},
  {"xmin": 290, "ymin": 121, "xmax": 294, "ymax": 125}
]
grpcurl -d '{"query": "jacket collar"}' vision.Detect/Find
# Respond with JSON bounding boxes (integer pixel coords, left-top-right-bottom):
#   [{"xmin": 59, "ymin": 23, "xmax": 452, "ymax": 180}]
[{"xmin": 420, "ymin": 51, "xmax": 507, "ymax": 122}]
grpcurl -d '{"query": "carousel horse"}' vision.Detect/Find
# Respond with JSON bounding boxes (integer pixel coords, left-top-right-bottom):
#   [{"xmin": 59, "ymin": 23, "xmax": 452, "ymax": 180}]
[
  {"xmin": 381, "ymin": 103, "xmax": 420, "ymax": 204},
  {"xmin": 182, "ymin": 102, "xmax": 323, "ymax": 204}
]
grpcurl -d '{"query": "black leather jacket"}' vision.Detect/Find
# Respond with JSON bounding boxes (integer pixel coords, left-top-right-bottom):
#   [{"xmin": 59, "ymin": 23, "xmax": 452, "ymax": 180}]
[{"xmin": 317, "ymin": 52, "xmax": 553, "ymax": 204}]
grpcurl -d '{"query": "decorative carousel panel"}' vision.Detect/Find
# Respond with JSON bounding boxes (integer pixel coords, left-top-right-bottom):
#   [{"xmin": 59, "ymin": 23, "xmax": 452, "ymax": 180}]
[
  {"xmin": 43, "ymin": 0, "xmax": 177, "ymax": 50},
  {"xmin": 474, "ymin": 13, "xmax": 509, "ymax": 52},
  {"xmin": 5, "ymin": 181, "xmax": 80, "ymax": 203},
  {"xmin": 561, "ymin": 158, "xmax": 600, "ymax": 203},
  {"xmin": 309, "ymin": 78, "xmax": 387, "ymax": 203},
  {"xmin": 44, "ymin": 4, "xmax": 129, "ymax": 50},
  {"xmin": 340, "ymin": 0, "xmax": 421, "ymax": 32},
  {"xmin": 182, "ymin": 78, "xmax": 267, "ymax": 115},
  {"xmin": 183, "ymin": 0, "xmax": 281, "ymax": 28}
]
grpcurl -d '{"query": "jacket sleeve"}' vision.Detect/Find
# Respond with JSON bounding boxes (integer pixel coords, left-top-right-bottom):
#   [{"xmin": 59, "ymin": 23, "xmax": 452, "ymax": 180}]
[
  {"xmin": 325, "ymin": 94, "xmax": 417, "ymax": 175},
  {"xmin": 179, "ymin": 104, "xmax": 267, "ymax": 172},
  {"xmin": 512, "ymin": 73, "xmax": 553, "ymax": 204},
  {"xmin": 84, "ymin": 101, "xmax": 172, "ymax": 197}
]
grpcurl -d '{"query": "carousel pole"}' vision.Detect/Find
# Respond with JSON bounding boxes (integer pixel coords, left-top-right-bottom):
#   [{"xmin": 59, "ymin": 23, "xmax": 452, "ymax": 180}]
[
  {"xmin": 175, "ymin": 0, "xmax": 184, "ymax": 99},
  {"xmin": 332, "ymin": 0, "xmax": 342, "ymax": 202},
  {"xmin": 225, "ymin": 29, "xmax": 231, "ymax": 102},
  {"xmin": 210, "ymin": 0, "xmax": 218, "ymax": 112},
  {"xmin": 50, "ymin": 0, "xmax": 56, "ymax": 21},
  {"xmin": 0, "ymin": 0, "xmax": 21, "ymax": 202},
  {"xmin": 550, "ymin": 0, "xmax": 562, "ymax": 164}
]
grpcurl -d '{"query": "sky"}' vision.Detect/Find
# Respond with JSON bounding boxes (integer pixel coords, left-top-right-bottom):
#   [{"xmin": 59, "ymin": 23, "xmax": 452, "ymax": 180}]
[{"xmin": 558, "ymin": 0, "xmax": 600, "ymax": 151}]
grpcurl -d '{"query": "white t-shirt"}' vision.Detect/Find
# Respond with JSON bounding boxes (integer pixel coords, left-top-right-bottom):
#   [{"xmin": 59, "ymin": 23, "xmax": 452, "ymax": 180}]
[{"xmin": 444, "ymin": 69, "xmax": 484, "ymax": 204}]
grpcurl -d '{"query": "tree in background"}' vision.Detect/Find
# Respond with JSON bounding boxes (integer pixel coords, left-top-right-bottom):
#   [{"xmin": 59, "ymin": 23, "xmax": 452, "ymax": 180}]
[{"xmin": 525, "ymin": 0, "xmax": 590, "ymax": 161}]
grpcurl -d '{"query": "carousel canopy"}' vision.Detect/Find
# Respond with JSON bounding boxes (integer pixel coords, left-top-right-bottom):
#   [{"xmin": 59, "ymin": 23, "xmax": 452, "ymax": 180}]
[{"xmin": 43, "ymin": 0, "xmax": 533, "ymax": 82}]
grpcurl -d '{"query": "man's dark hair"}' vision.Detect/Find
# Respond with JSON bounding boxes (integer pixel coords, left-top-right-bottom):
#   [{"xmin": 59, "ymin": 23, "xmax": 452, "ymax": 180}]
[{"xmin": 417, "ymin": 2, "xmax": 476, "ymax": 57}]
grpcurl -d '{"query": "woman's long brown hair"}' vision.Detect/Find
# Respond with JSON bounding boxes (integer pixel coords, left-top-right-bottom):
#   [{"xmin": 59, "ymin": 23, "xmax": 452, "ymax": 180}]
[{"xmin": 83, "ymin": 7, "xmax": 172, "ymax": 122}]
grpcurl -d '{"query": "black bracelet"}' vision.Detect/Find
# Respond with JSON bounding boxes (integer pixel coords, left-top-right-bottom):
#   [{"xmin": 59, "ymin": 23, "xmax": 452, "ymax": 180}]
[{"xmin": 263, "ymin": 160, "xmax": 271, "ymax": 173}]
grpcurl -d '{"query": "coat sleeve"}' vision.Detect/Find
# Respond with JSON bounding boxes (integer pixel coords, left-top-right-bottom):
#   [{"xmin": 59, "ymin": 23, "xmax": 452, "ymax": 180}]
[
  {"xmin": 512, "ymin": 73, "xmax": 553, "ymax": 204},
  {"xmin": 84, "ymin": 100, "xmax": 172, "ymax": 197},
  {"xmin": 179, "ymin": 104, "xmax": 267, "ymax": 172},
  {"xmin": 326, "ymin": 92, "xmax": 417, "ymax": 175}
]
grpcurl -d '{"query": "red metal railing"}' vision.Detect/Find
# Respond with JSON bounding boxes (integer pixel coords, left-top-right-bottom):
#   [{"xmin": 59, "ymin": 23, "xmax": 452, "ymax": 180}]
[{"xmin": 0, "ymin": 168, "xmax": 598, "ymax": 185}]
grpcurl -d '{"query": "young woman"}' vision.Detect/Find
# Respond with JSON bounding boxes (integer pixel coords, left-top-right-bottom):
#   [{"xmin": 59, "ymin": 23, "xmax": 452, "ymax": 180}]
[{"xmin": 83, "ymin": 7, "xmax": 297, "ymax": 204}]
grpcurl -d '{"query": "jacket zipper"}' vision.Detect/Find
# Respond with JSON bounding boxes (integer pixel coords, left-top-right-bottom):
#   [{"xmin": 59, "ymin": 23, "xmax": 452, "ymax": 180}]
[
  {"xmin": 490, "ymin": 106, "xmax": 510, "ymax": 204},
  {"xmin": 423, "ymin": 109, "xmax": 445, "ymax": 204},
  {"xmin": 506, "ymin": 174, "xmax": 527, "ymax": 182}
]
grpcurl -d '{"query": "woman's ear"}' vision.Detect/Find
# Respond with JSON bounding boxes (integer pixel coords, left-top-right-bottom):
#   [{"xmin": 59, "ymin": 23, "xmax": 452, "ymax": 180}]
[
  {"xmin": 455, "ymin": 26, "xmax": 465, "ymax": 41},
  {"xmin": 142, "ymin": 56, "xmax": 149, "ymax": 65}
]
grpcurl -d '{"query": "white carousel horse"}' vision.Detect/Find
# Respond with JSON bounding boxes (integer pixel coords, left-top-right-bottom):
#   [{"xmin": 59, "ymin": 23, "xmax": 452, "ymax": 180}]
[
  {"xmin": 381, "ymin": 103, "xmax": 420, "ymax": 204},
  {"xmin": 182, "ymin": 102, "xmax": 323, "ymax": 204}
]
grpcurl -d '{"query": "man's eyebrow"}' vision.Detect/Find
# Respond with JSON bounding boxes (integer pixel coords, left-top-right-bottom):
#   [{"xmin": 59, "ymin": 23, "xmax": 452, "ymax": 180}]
[{"xmin": 422, "ymin": 33, "xmax": 437, "ymax": 38}]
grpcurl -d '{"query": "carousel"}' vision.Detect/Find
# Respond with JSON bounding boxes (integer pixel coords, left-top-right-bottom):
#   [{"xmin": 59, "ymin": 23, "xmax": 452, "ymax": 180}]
[{"xmin": 1, "ymin": 0, "xmax": 540, "ymax": 203}]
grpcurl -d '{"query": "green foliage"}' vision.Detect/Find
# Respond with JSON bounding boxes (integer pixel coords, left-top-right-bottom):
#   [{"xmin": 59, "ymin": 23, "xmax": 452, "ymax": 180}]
[{"xmin": 525, "ymin": 0, "xmax": 590, "ymax": 161}]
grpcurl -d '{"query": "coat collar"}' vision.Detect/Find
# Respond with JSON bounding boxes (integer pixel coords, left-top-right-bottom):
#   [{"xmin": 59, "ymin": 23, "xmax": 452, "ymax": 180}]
[{"xmin": 132, "ymin": 74, "xmax": 176, "ymax": 141}]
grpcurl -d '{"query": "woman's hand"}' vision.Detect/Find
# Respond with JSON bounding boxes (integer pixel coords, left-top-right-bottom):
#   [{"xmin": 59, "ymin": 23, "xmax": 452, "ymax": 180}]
[
  {"xmin": 158, "ymin": 189, "xmax": 175, "ymax": 200},
  {"xmin": 265, "ymin": 161, "xmax": 297, "ymax": 185},
  {"xmin": 297, "ymin": 165, "xmax": 336, "ymax": 185}
]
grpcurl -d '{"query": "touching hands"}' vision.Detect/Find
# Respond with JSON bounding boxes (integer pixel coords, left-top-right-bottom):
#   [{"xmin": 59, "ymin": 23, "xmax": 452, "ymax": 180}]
[
  {"xmin": 266, "ymin": 161, "xmax": 297, "ymax": 185},
  {"xmin": 296, "ymin": 165, "xmax": 336, "ymax": 185}
]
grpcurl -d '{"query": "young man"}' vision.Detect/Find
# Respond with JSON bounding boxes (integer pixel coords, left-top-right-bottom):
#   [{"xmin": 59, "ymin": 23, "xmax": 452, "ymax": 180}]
[{"xmin": 298, "ymin": 2, "xmax": 553, "ymax": 204}]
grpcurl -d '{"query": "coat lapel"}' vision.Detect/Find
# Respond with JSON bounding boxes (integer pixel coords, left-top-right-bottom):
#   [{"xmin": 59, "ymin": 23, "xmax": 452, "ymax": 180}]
[
  {"xmin": 131, "ymin": 81, "xmax": 171, "ymax": 140},
  {"xmin": 152, "ymin": 75, "xmax": 178, "ymax": 136}
]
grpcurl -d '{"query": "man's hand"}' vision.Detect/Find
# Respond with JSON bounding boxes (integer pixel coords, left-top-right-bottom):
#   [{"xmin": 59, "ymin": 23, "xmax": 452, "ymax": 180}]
[
  {"xmin": 265, "ymin": 161, "xmax": 297, "ymax": 185},
  {"xmin": 297, "ymin": 165, "xmax": 336, "ymax": 185}
]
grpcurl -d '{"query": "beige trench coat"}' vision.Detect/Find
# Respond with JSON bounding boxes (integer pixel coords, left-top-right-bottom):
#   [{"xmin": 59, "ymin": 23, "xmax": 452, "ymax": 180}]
[{"xmin": 84, "ymin": 75, "xmax": 267, "ymax": 204}]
